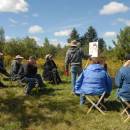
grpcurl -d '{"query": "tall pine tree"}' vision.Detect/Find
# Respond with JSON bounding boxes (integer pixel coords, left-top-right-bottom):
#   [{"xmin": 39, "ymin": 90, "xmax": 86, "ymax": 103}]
[{"xmin": 67, "ymin": 28, "xmax": 79, "ymax": 43}]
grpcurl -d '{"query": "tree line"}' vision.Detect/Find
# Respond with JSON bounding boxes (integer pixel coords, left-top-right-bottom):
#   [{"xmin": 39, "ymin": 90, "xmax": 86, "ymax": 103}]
[{"xmin": 0, "ymin": 26, "xmax": 130, "ymax": 60}]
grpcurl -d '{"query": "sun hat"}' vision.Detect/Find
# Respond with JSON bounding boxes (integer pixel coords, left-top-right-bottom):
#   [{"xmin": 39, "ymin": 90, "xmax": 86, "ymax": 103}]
[
  {"xmin": 45, "ymin": 54, "xmax": 50, "ymax": 60},
  {"xmin": 0, "ymin": 52, "xmax": 3, "ymax": 56},
  {"xmin": 15, "ymin": 55, "xmax": 23, "ymax": 59}
]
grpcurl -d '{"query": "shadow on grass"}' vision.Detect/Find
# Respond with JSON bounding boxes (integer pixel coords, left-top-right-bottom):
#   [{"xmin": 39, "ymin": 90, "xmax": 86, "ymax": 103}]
[
  {"xmin": 0, "ymin": 85, "xmax": 123, "ymax": 129},
  {"xmin": 105, "ymin": 100, "xmax": 122, "ymax": 112},
  {"xmin": 0, "ymin": 98, "xmax": 78, "ymax": 129},
  {"xmin": 0, "ymin": 96, "xmax": 48, "ymax": 128}
]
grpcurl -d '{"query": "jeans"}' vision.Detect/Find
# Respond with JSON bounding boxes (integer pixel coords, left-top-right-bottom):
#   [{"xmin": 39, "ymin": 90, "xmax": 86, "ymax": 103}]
[
  {"xmin": 80, "ymin": 94, "xmax": 86, "ymax": 105},
  {"xmin": 34, "ymin": 74, "xmax": 44, "ymax": 87},
  {"xmin": 71, "ymin": 65, "xmax": 82, "ymax": 92},
  {"xmin": 23, "ymin": 77, "xmax": 37, "ymax": 95},
  {"xmin": 22, "ymin": 74, "xmax": 44, "ymax": 95}
]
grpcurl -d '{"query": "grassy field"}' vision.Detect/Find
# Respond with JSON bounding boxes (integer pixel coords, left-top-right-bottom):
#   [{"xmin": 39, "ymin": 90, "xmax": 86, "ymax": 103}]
[{"xmin": 0, "ymin": 75, "xmax": 130, "ymax": 130}]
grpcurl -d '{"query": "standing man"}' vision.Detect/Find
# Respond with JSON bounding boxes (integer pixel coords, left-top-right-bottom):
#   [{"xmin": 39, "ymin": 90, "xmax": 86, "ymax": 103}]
[{"xmin": 65, "ymin": 40, "xmax": 90, "ymax": 93}]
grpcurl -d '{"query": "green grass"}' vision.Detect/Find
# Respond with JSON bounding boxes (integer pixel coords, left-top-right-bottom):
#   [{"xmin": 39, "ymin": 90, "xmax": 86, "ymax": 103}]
[{"xmin": 0, "ymin": 77, "xmax": 130, "ymax": 130}]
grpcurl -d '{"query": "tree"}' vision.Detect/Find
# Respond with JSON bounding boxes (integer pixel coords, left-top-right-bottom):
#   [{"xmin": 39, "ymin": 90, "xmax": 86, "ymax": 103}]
[
  {"xmin": 79, "ymin": 26, "xmax": 98, "ymax": 51},
  {"xmin": 67, "ymin": 28, "xmax": 79, "ymax": 43},
  {"xmin": 0, "ymin": 27, "xmax": 5, "ymax": 51},
  {"xmin": 98, "ymin": 38, "xmax": 106, "ymax": 53},
  {"xmin": 114, "ymin": 26, "xmax": 130, "ymax": 60},
  {"xmin": 44, "ymin": 37, "xmax": 50, "ymax": 46},
  {"xmin": 42, "ymin": 37, "xmax": 57, "ymax": 56},
  {"xmin": 84, "ymin": 26, "xmax": 98, "ymax": 45}
]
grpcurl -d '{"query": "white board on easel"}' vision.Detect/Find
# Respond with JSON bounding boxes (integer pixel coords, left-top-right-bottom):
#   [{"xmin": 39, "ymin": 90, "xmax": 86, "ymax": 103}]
[{"xmin": 89, "ymin": 41, "xmax": 98, "ymax": 57}]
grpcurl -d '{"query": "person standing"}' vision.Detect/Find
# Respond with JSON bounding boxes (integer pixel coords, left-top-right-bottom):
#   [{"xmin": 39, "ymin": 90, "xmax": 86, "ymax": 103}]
[{"xmin": 65, "ymin": 40, "xmax": 90, "ymax": 93}]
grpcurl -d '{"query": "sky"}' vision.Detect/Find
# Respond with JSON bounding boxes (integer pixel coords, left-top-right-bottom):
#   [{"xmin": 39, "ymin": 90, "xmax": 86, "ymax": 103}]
[{"xmin": 0, "ymin": 0, "xmax": 130, "ymax": 47}]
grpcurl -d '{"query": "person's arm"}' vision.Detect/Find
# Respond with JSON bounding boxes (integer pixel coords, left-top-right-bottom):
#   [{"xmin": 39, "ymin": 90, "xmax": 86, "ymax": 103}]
[
  {"xmin": 18, "ymin": 65, "xmax": 25, "ymax": 79},
  {"xmin": 0, "ymin": 61, "xmax": 9, "ymax": 76},
  {"xmin": 11, "ymin": 61, "xmax": 17, "ymax": 74},
  {"xmin": 115, "ymin": 69, "xmax": 124, "ymax": 88},
  {"xmin": 80, "ymin": 48, "xmax": 90, "ymax": 59}
]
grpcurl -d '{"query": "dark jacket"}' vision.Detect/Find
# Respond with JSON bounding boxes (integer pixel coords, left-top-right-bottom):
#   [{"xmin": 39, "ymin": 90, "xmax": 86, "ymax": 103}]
[
  {"xmin": 0, "ymin": 59, "xmax": 4, "ymax": 72},
  {"xmin": 43, "ymin": 59, "xmax": 57, "ymax": 80},
  {"xmin": 0, "ymin": 59, "xmax": 9, "ymax": 76},
  {"xmin": 18, "ymin": 63, "xmax": 37, "ymax": 78},
  {"xmin": 65, "ymin": 47, "xmax": 88, "ymax": 70},
  {"xmin": 115, "ymin": 66, "xmax": 130, "ymax": 101}
]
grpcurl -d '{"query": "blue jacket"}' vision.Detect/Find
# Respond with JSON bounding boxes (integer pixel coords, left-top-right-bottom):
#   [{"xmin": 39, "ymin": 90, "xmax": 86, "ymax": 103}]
[
  {"xmin": 75, "ymin": 64, "xmax": 112, "ymax": 95},
  {"xmin": 115, "ymin": 66, "xmax": 130, "ymax": 101}
]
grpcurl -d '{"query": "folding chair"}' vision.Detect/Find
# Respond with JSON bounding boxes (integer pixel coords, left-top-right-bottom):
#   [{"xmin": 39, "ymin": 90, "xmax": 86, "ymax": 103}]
[
  {"xmin": 86, "ymin": 92, "xmax": 107, "ymax": 115},
  {"xmin": 120, "ymin": 99, "xmax": 130, "ymax": 123}
]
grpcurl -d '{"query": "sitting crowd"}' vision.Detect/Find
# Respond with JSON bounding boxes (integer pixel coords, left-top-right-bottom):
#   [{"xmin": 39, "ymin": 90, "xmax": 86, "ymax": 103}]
[
  {"xmin": 0, "ymin": 53, "xmax": 61, "ymax": 95},
  {"xmin": 1, "ymin": 41, "xmax": 130, "ymax": 117}
]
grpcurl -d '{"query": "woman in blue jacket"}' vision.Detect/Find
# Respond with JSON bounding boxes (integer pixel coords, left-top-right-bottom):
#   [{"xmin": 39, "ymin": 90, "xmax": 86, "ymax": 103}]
[
  {"xmin": 115, "ymin": 54, "xmax": 130, "ymax": 102},
  {"xmin": 75, "ymin": 57, "xmax": 112, "ymax": 105}
]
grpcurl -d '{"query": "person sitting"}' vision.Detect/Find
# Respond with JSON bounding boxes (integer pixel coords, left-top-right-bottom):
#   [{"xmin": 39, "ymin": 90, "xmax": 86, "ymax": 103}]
[
  {"xmin": 75, "ymin": 57, "xmax": 112, "ymax": 105},
  {"xmin": 115, "ymin": 54, "xmax": 130, "ymax": 107},
  {"xmin": 10, "ymin": 55, "xmax": 24, "ymax": 80},
  {"xmin": 0, "ymin": 52, "xmax": 10, "ymax": 77},
  {"xmin": 19, "ymin": 56, "xmax": 45, "ymax": 95},
  {"xmin": 43, "ymin": 54, "xmax": 62, "ymax": 84},
  {"xmin": 0, "ymin": 52, "xmax": 10, "ymax": 88}
]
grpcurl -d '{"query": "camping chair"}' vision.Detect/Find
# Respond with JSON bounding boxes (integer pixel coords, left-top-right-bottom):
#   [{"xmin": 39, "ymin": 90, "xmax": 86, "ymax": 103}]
[
  {"xmin": 120, "ymin": 98, "xmax": 130, "ymax": 123},
  {"xmin": 86, "ymin": 92, "xmax": 107, "ymax": 115}
]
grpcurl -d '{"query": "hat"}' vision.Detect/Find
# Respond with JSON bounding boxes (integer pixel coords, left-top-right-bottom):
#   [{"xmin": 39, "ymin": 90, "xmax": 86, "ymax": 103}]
[
  {"xmin": 125, "ymin": 54, "xmax": 130, "ymax": 60},
  {"xmin": 15, "ymin": 55, "xmax": 23, "ymax": 59},
  {"xmin": 0, "ymin": 52, "xmax": 3, "ymax": 56},
  {"xmin": 69, "ymin": 40, "xmax": 79, "ymax": 47},
  {"xmin": 45, "ymin": 54, "xmax": 51, "ymax": 60},
  {"xmin": 49, "ymin": 54, "xmax": 53, "ymax": 59}
]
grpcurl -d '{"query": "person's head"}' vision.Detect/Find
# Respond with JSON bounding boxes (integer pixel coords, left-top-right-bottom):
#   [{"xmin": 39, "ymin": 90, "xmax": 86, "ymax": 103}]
[
  {"xmin": 45, "ymin": 54, "xmax": 50, "ymax": 61},
  {"xmin": 123, "ymin": 54, "xmax": 130, "ymax": 67},
  {"xmin": 15, "ymin": 55, "xmax": 23, "ymax": 63},
  {"xmin": 0, "ymin": 52, "xmax": 3, "ymax": 59},
  {"xmin": 69, "ymin": 40, "xmax": 80, "ymax": 47},
  {"xmin": 89, "ymin": 57, "xmax": 102, "ymax": 64},
  {"xmin": 125, "ymin": 54, "xmax": 130, "ymax": 61},
  {"xmin": 28, "ymin": 56, "xmax": 36, "ymax": 64},
  {"xmin": 49, "ymin": 54, "xmax": 53, "ymax": 60}
]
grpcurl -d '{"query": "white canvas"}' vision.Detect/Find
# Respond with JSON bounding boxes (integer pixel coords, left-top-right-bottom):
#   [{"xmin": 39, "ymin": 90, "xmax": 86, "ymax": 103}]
[{"xmin": 89, "ymin": 42, "xmax": 98, "ymax": 57}]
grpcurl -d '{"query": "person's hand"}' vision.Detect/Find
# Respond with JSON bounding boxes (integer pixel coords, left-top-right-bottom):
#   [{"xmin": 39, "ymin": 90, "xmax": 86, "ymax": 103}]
[
  {"xmin": 65, "ymin": 70, "xmax": 69, "ymax": 76},
  {"xmin": 124, "ymin": 60, "xmax": 130, "ymax": 67}
]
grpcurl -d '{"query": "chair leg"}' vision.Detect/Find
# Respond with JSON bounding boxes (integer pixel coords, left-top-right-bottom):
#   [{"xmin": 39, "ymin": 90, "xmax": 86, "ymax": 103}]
[
  {"xmin": 86, "ymin": 92, "xmax": 106, "ymax": 115},
  {"xmin": 124, "ymin": 116, "xmax": 130, "ymax": 123},
  {"xmin": 86, "ymin": 96, "xmax": 105, "ymax": 115}
]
